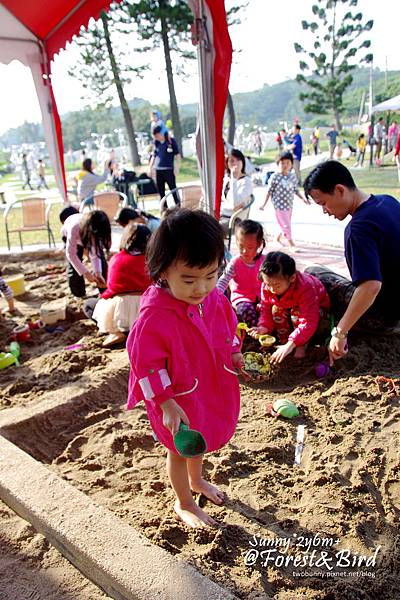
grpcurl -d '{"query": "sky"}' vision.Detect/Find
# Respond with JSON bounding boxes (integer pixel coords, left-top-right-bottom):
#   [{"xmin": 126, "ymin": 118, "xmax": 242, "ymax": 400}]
[{"xmin": 0, "ymin": 0, "xmax": 398, "ymax": 135}]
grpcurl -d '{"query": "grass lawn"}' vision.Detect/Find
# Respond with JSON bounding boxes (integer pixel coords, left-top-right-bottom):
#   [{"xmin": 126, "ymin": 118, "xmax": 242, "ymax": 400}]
[{"xmin": 1, "ymin": 154, "xmax": 398, "ymax": 249}]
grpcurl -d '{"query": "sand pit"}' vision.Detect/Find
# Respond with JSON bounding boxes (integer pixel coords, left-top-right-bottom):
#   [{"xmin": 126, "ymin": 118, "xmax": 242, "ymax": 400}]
[{"xmin": 1, "ymin": 251, "xmax": 400, "ymax": 599}]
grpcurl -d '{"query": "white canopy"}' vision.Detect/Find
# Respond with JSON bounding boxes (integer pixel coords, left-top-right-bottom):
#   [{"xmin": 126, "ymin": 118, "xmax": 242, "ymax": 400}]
[{"xmin": 372, "ymin": 94, "xmax": 400, "ymax": 113}]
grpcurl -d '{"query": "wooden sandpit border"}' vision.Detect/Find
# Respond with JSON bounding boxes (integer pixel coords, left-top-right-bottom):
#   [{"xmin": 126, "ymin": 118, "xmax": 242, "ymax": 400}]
[{"xmin": 0, "ymin": 369, "xmax": 237, "ymax": 600}]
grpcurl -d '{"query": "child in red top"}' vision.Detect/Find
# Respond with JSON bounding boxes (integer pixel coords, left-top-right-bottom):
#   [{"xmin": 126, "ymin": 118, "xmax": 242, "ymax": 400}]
[
  {"xmin": 92, "ymin": 223, "xmax": 151, "ymax": 347},
  {"xmin": 249, "ymin": 251, "xmax": 330, "ymax": 363}
]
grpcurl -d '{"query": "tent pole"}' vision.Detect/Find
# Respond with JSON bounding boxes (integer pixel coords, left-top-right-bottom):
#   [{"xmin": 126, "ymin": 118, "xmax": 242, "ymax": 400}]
[{"xmin": 196, "ymin": 0, "xmax": 213, "ymax": 215}]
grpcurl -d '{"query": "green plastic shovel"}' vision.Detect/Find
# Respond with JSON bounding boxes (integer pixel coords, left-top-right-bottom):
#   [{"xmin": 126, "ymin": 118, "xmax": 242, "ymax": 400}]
[{"xmin": 174, "ymin": 423, "xmax": 207, "ymax": 458}]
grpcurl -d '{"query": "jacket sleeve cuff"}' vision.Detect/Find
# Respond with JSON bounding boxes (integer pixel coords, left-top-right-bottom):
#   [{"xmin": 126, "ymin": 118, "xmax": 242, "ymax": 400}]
[{"xmin": 138, "ymin": 369, "xmax": 175, "ymax": 405}]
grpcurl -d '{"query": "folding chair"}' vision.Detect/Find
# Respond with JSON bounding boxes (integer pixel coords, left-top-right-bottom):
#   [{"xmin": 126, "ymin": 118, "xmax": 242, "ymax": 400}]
[
  {"xmin": 91, "ymin": 191, "xmax": 128, "ymax": 222},
  {"xmin": 160, "ymin": 185, "xmax": 203, "ymax": 211},
  {"xmin": 4, "ymin": 197, "xmax": 56, "ymax": 250},
  {"xmin": 227, "ymin": 194, "xmax": 255, "ymax": 251}
]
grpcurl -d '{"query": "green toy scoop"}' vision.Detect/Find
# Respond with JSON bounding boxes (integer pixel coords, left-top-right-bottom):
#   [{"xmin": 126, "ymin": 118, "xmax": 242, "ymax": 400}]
[{"xmin": 174, "ymin": 423, "xmax": 207, "ymax": 458}]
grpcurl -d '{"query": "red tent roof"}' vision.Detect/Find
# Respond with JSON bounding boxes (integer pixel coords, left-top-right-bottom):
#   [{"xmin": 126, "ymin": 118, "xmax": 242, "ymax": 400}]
[{"xmin": 2, "ymin": 0, "xmax": 114, "ymax": 59}]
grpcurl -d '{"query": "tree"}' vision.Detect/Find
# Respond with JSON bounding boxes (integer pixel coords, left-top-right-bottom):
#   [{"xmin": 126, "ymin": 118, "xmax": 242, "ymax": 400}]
[
  {"xmin": 226, "ymin": 91, "xmax": 236, "ymax": 146},
  {"xmin": 294, "ymin": 0, "xmax": 373, "ymax": 130},
  {"xmin": 69, "ymin": 9, "xmax": 145, "ymax": 165},
  {"xmin": 122, "ymin": 0, "xmax": 196, "ymax": 157}
]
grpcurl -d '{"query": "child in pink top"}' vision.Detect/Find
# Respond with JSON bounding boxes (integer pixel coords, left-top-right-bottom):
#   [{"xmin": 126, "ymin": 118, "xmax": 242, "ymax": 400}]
[
  {"xmin": 61, "ymin": 209, "xmax": 111, "ymax": 297},
  {"xmin": 217, "ymin": 220, "xmax": 265, "ymax": 326},
  {"xmin": 249, "ymin": 251, "xmax": 330, "ymax": 363},
  {"xmin": 127, "ymin": 209, "xmax": 243, "ymax": 528}
]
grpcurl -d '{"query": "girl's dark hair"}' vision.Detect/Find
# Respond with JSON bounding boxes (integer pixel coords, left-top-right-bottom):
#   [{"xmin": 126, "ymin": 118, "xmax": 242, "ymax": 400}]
[
  {"xmin": 80, "ymin": 210, "xmax": 112, "ymax": 255},
  {"xmin": 59, "ymin": 205, "xmax": 79, "ymax": 224},
  {"xmin": 116, "ymin": 207, "xmax": 141, "ymax": 226},
  {"xmin": 235, "ymin": 219, "xmax": 265, "ymax": 258},
  {"xmin": 146, "ymin": 209, "xmax": 225, "ymax": 281},
  {"xmin": 226, "ymin": 148, "xmax": 246, "ymax": 175},
  {"xmin": 276, "ymin": 151, "xmax": 294, "ymax": 165},
  {"xmin": 82, "ymin": 158, "xmax": 93, "ymax": 172},
  {"xmin": 120, "ymin": 223, "xmax": 151, "ymax": 253},
  {"xmin": 260, "ymin": 251, "xmax": 296, "ymax": 278}
]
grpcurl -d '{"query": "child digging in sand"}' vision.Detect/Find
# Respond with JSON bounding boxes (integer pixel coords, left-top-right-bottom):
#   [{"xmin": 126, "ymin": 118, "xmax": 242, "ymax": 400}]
[
  {"xmin": 127, "ymin": 209, "xmax": 243, "ymax": 527},
  {"xmin": 249, "ymin": 251, "xmax": 330, "ymax": 364},
  {"xmin": 217, "ymin": 219, "xmax": 266, "ymax": 327}
]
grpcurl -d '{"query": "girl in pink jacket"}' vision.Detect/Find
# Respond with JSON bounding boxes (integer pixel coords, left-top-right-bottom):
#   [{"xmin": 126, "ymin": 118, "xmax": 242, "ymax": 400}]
[
  {"xmin": 217, "ymin": 219, "xmax": 266, "ymax": 326},
  {"xmin": 249, "ymin": 251, "xmax": 330, "ymax": 363},
  {"xmin": 127, "ymin": 209, "xmax": 243, "ymax": 528}
]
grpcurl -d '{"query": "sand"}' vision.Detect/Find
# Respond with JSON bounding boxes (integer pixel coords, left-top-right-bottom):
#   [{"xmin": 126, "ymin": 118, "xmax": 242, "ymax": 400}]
[{"xmin": 1, "ymin": 251, "xmax": 400, "ymax": 600}]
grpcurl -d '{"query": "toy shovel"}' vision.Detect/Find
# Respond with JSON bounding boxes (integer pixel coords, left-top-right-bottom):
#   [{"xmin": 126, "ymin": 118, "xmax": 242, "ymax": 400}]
[{"xmin": 174, "ymin": 423, "xmax": 207, "ymax": 458}]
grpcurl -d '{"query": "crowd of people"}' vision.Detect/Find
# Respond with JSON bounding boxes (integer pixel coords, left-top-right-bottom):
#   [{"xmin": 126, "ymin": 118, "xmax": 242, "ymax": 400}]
[{"xmin": 2, "ymin": 109, "xmax": 400, "ymax": 530}]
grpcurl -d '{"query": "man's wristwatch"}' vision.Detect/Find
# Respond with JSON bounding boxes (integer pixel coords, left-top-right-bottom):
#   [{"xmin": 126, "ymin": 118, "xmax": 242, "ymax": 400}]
[{"xmin": 331, "ymin": 326, "xmax": 348, "ymax": 340}]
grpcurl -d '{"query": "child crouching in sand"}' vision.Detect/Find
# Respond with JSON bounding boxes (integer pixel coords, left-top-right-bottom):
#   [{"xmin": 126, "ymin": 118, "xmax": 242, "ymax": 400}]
[
  {"xmin": 91, "ymin": 223, "xmax": 151, "ymax": 347},
  {"xmin": 126, "ymin": 209, "xmax": 243, "ymax": 527},
  {"xmin": 249, "ymin": 251, "xmax": 330, "ymax": 363}
]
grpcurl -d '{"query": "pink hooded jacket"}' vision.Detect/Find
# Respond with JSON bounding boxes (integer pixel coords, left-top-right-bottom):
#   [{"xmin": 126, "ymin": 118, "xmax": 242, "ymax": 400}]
[
  {"xmin": 126, "ymin": 285, "xmax": 241, "ymax": 454},
  {"xmin": 258, "ymin": 271, "xmax": 330, "ymax": 347}
]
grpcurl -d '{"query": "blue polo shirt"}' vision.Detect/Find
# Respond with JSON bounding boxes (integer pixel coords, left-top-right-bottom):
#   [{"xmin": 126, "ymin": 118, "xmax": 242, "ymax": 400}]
[
  {"xmin": 292, "ymin": 133, "xmax": 302, "ymax": 161},
  {"xmin": 344, "ymin": 194, "xmax": 400, "ymax": 320},
  {"xmin": 153, "ymin": 136, "xmax": 179, "ymax": 170}
]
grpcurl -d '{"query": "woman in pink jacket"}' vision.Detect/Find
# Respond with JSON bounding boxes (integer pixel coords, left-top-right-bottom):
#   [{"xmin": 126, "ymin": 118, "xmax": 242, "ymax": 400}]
[
  {"xmin": 127, "ymin": 209, "xmax": 243, "ymax": 528},
  {"xmin": 249, "ymin": 251, "xmax": 330, "ymax": 363}
]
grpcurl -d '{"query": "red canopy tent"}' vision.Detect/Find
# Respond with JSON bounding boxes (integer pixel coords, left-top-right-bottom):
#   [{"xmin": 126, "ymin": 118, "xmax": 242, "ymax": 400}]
[{"xmin": 0, "ymin": 0, "xmax": 232, "ymax": 214}]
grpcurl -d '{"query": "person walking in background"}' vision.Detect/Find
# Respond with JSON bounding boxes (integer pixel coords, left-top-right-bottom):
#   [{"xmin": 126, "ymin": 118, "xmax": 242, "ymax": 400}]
[
  {"xmin": 76, "ymin": 158, "xmax": 108, "ymax": 209},
  {"xmin": 373, "ymin": 117, "xmax": 384, "ymax": 165},
  {"xmin": 394, "ymin": 130, "xmax": 400, "ymax": 183},
  {"xmin": 37, "ymin": 159, "xmax": 49, "ymax": 190},
  {"xmin": 21, "ymin": 153, "xmax": 33, "ymax": 190},
  {"xmin": 326, "ymin": 125, "xmax": 339, "ymax": 160},
  {"xmin": 354, "ymin": 134, "xmax": 367, "ymax": 168},
  {"xmin": 150, "ymin": 125, "xmax": 181, "ymax": 213},
  {"xmin": 388, "ymin": 121, "xmax": 399, "ymax": 152},
  {"xmin": 260, "ymin": 151, "xmax": 310, "ymax": 251},
  {"xmin": 287, "ymin": 124, "xmax": 303, "ymax": 184},
  {"xmin": 313, "ymin": 126, "xmax": 320, "ymax": 154}
]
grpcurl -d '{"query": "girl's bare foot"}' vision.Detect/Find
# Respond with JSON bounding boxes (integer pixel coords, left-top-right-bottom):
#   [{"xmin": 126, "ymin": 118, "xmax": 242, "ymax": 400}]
[
  {"xmin": 276, "ymin": 233, "xmax": 284, "ymax": 246},
  {"xmin": 102, "ymin": 332, "xmax": 126, "ymax": 348},
  {"xmin": 190, "ymin": 478, "xmax": 225, "ymax": 505},
  {"xmin": 174, "ymin": 499, "xmax": 217, "ymax": 528},
  {"xmin": 294, "ymin": 346, "xmax": 306, "ymax": 359}
]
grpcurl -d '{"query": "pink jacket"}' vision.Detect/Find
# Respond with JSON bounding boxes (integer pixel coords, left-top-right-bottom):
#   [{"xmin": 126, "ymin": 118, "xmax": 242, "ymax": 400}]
[
  {"xmin": 217, "ymin": 254, "xmax": 264, "ymax": 306},
  {"xmin": 126, "ymin": 285, "xmax": 241, "ymax": 454},
  {"xmin": 258, "ymin": 271, "xmax": 330, "ymax": 347}
]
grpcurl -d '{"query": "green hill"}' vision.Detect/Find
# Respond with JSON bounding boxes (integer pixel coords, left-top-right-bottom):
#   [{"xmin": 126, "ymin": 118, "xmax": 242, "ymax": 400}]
[{"xmin": 1, "ymin": 67, "xmax": 399, "ymax": 150}]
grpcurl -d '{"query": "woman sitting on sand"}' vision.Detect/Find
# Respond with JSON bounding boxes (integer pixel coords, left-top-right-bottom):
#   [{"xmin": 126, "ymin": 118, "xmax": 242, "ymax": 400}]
[{"xmin": 249, "ymin": 251, "xmax": 330, "ymax": 364}]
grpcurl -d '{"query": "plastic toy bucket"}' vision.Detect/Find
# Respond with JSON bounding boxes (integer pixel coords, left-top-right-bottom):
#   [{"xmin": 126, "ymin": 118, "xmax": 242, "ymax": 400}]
[
  {"xmin": 4, "ymin": 274, "xmax": 25, "ymax": 296},
  {"xmin": 12, "ymin": 324, "xmax": 31, "ymax": 342}
]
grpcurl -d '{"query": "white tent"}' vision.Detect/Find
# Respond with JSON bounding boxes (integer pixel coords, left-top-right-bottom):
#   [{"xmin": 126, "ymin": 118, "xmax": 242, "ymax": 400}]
[{"xmin": 372, "ymin": 94, "xmax": 400, "ymax": 113}]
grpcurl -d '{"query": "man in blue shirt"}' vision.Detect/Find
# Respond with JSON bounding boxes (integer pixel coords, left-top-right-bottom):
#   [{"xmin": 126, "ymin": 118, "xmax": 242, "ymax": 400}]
[
  {"xmin": 303, "ymin": 161, "xmax": 400, "ymax": 365},
  {"xmin": 287, "ymin": 124, "xmax": 303, "ymax": 184},
  {"xmin": 326, "ymin": 124, "xmax": 339, "ymax": 159},
  {"xmin": 149, "ymin": 126, "xmax": 181, "ymax": 212}
]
